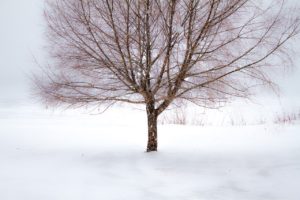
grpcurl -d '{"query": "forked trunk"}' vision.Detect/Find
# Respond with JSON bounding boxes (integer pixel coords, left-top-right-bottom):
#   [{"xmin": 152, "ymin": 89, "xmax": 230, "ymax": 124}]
[{"xmin": 146, "ymin": 102, "xmax": 158, "ymax": 152}]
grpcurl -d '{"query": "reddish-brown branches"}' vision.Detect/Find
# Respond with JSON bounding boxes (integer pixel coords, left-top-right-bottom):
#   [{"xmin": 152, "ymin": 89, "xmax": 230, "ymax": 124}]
[{"xmin": 35, "ymin": 0, "xmax": 299, "ymax": 151}]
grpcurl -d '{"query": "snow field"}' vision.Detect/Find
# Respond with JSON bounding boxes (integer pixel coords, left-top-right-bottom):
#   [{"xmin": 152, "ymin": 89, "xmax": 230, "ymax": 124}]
[{"xmin": 0, "ymin": 106, "xmax": 300, "ymax": 200}]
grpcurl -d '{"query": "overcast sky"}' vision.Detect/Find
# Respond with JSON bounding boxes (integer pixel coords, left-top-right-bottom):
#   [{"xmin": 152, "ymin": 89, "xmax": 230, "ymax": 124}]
[
  {"xmin": 0, "ymin": 0, "xmax": 299, "ymax": 108},
  {"xmin": 0, "ymin": 0, "xmax": 44, "ymax": 105}
]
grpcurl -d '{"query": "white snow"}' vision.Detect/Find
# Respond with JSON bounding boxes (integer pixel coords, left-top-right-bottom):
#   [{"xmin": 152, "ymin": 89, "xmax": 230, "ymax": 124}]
[{"xmin": 0, "ymin": 105, "xmax": 300, "ymax": 200}]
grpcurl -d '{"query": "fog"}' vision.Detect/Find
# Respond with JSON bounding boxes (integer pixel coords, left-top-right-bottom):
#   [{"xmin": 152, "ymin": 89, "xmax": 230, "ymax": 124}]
[
  {"xmin": 0, "ymin": 0, "xmax": 44, "ymax": 105},
  {"xmin": 0, "ymin": 0, "xmax": 299, "ymax": 108}
]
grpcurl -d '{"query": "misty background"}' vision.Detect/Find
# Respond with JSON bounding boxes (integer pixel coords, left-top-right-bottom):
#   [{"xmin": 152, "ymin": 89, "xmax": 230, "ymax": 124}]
[{"xmin": 0, "ymin": 0, "xmax": 299, "ymax": 114}]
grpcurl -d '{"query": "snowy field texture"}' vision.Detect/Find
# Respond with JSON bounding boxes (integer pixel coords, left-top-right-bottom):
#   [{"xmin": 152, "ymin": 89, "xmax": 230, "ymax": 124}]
[{"xmin": 0, "ymin": 104, "xmax": 300, "ymax": 200}]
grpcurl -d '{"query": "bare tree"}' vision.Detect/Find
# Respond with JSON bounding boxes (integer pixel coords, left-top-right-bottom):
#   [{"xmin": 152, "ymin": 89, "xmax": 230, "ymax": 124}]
[{"xmin": 35, "ymin": 0, "xmax": 299, "ymax": 152}]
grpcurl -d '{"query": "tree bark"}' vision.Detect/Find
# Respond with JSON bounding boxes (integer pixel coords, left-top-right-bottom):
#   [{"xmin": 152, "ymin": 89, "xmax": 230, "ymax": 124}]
[{"xmin": 146, "ymin": 102, "xmax": 158, "ymax": 152}]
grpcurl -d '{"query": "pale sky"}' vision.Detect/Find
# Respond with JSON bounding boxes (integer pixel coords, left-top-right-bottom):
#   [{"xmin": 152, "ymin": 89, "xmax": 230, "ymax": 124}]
[
  {"xmin": 0, "ymin": 0, "xmax": 44, "ymax": 105},
  {"xmin": 0, "ymin": 0, "xmax": 299, "ymax": 107}
]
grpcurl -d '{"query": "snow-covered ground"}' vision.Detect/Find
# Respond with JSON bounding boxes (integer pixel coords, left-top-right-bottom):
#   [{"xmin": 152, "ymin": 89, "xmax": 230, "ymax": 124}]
[{"xmin": 0, "ymin": 105, "xmax": 300, "ymax": 200}]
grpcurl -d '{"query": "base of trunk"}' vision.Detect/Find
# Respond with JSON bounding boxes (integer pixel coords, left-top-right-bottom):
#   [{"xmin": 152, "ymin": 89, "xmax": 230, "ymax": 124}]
[
  {"xmin": 146, "ymin": 138, "xmax": 157, "ymax": 152},
  {"xmin": 146, "ymin": 101, "xmax": 158, "ymax": 152}
]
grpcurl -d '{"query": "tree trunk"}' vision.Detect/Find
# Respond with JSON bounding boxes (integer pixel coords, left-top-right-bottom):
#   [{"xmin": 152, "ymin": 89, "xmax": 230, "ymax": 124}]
[{"xmin": 146, "ymin": 102, "xmax": 158, "ymax": 152}]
